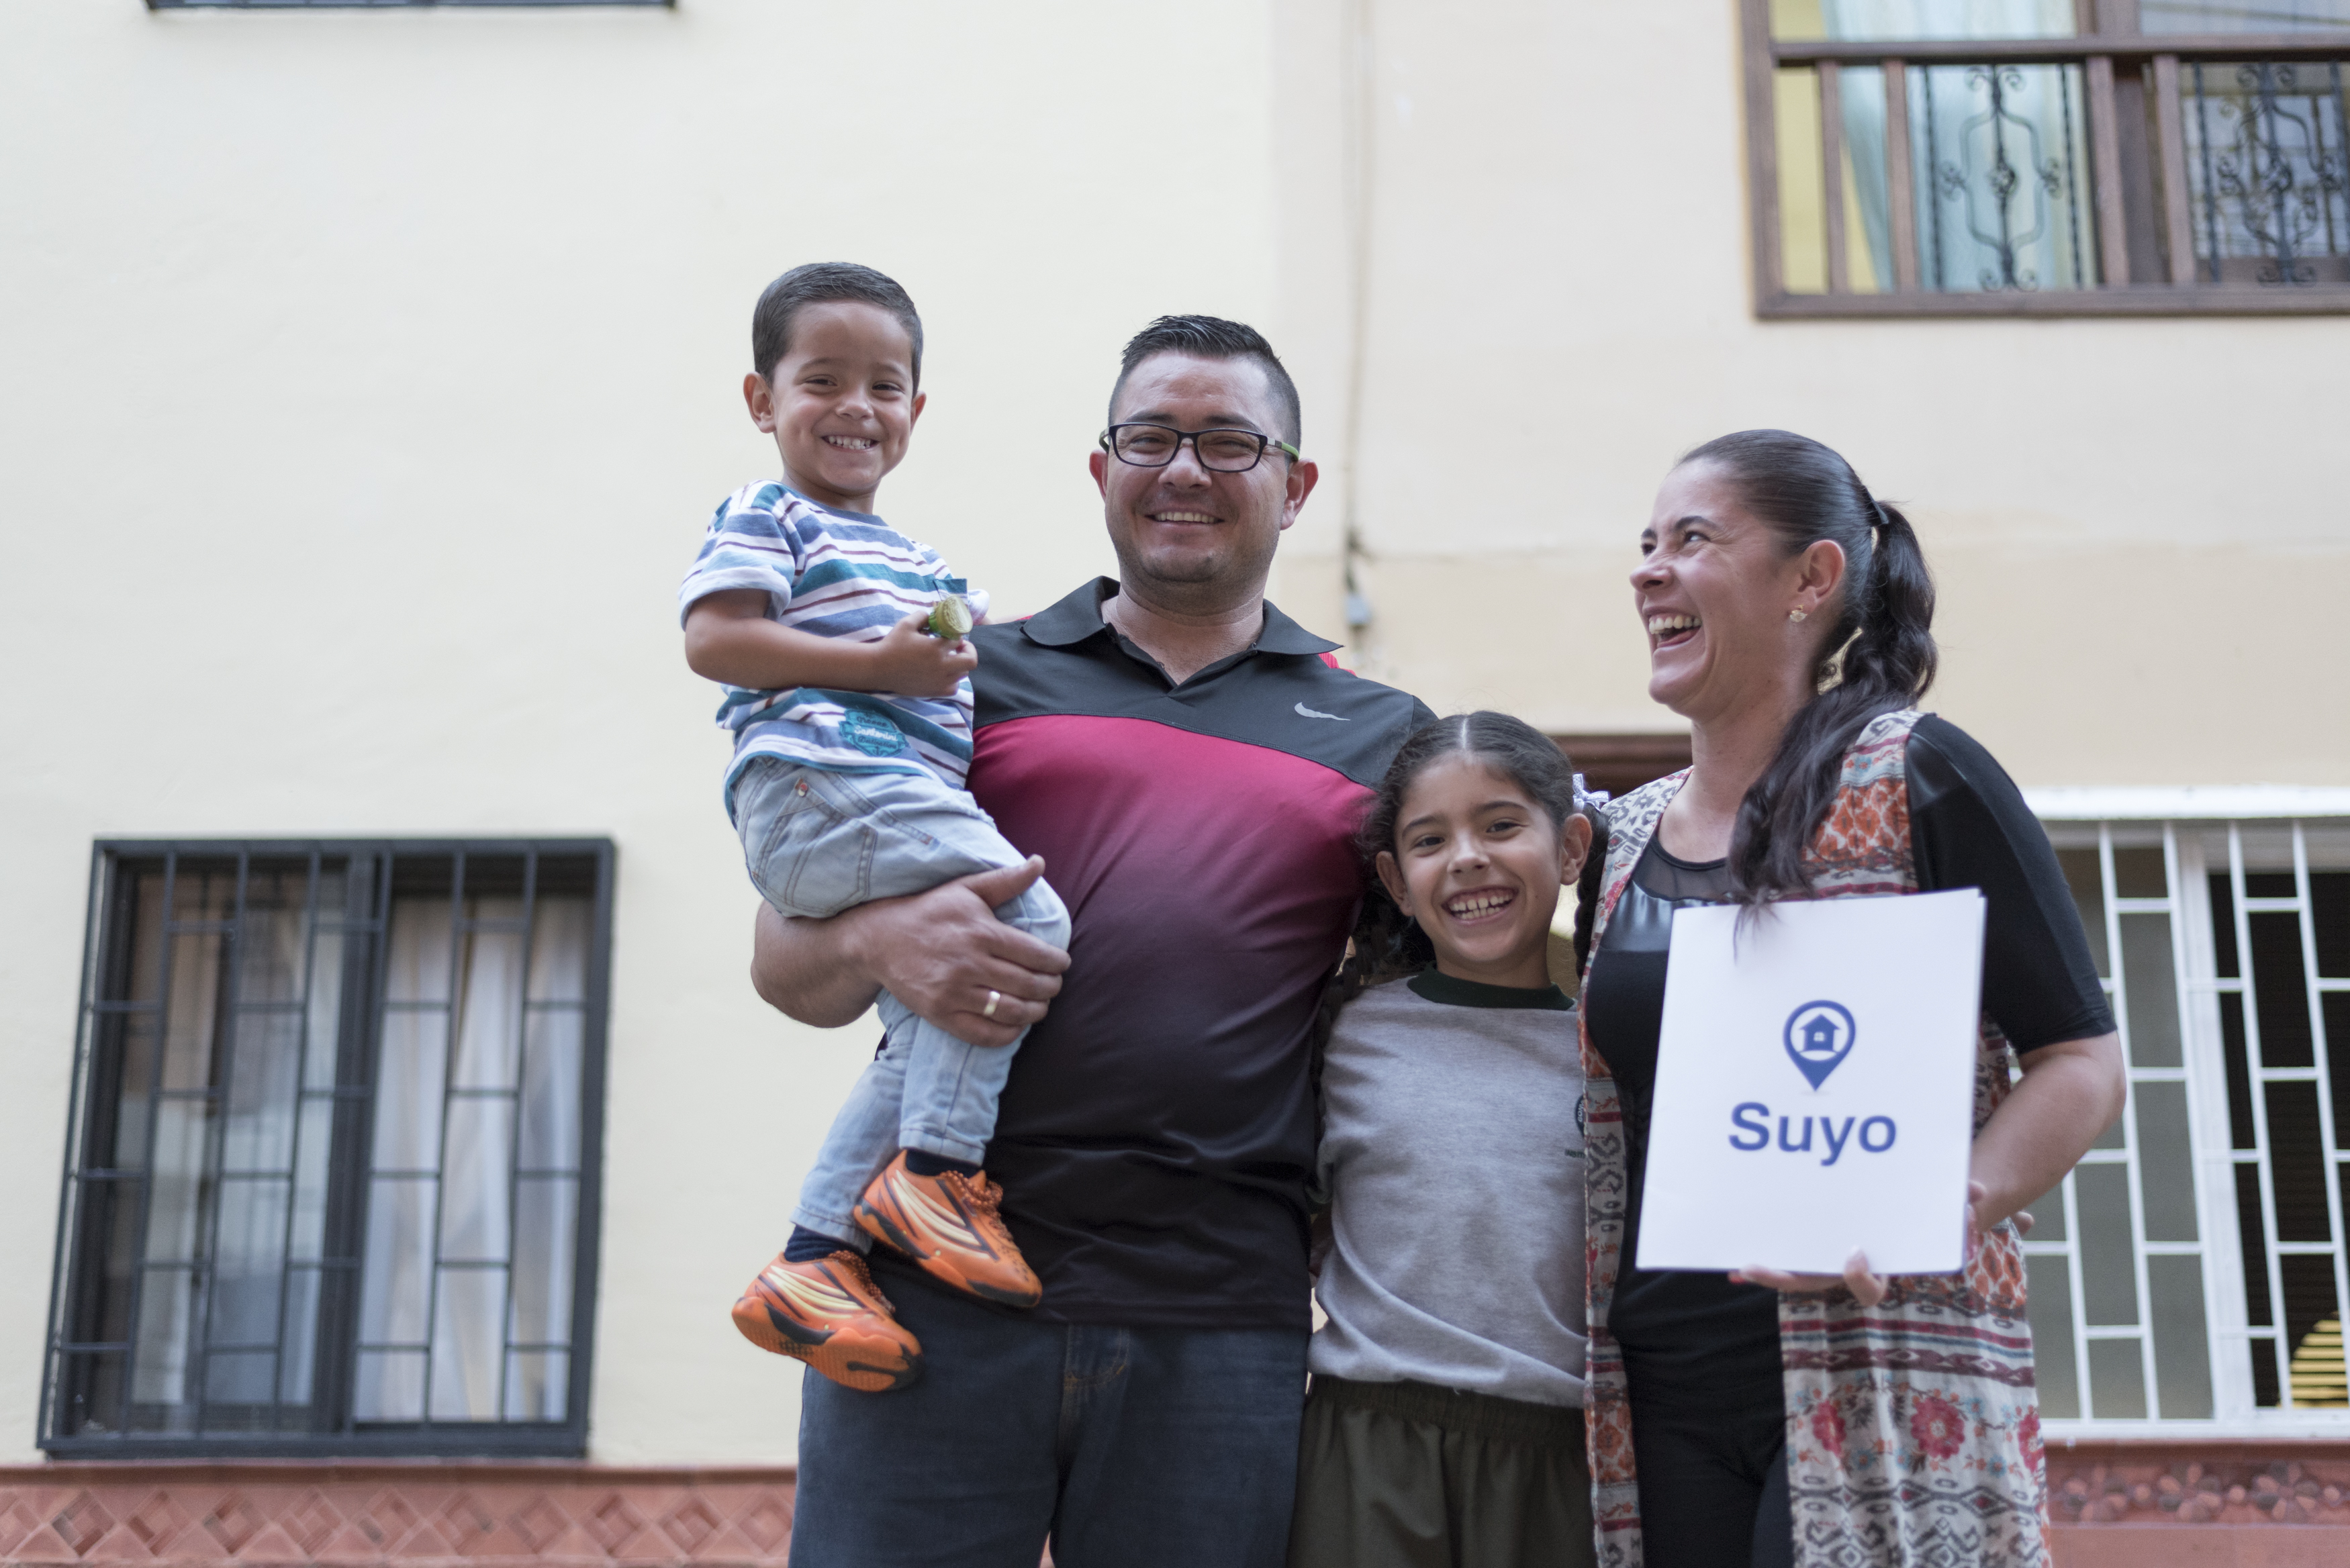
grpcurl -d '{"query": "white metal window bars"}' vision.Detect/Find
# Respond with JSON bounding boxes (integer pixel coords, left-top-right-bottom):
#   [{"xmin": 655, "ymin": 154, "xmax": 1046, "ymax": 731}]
[{"xmin": 2031, "ymin": 816, "xmax": 2349, "ymax": 1432}]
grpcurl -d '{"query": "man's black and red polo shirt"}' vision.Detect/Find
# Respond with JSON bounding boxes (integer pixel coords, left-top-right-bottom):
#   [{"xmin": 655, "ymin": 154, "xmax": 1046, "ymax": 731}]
[{"xmin": 907, "ymin": 577, "xmax": 1432, "ymax": 1330}]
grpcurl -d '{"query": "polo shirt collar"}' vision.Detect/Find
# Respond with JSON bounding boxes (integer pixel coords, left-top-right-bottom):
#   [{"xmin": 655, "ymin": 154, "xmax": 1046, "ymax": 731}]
[{"xmin": 1021, "ymin": 577, "xmax": 1340, "ymax": 657}]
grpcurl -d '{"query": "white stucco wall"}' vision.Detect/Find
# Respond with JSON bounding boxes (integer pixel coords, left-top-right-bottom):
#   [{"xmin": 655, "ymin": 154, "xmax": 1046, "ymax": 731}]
[
  {"xmin": 0, "ymin": 0, "xmax": 1276, "ymax": 1466},
  {"xmin": 1272, "ymin": 0, "xmax": 2350, "ymax": 787}
]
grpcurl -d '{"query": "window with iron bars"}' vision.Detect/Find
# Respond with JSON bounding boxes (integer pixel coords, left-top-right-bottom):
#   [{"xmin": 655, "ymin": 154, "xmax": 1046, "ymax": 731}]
[
  {"xmin": 2024, "ymin": 816, "xmax": 2350, "ymax": 1430},
  {"xmin": 42, "ymin": 841, "xmax": 614, "ymax": 1458},
  {"xmin": 1747, "ymin": 1, "xmax": 2350, "ymax": 314}
]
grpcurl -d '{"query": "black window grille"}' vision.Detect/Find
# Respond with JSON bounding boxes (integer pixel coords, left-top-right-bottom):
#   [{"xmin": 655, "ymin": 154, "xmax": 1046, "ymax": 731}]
[{"xmin": 42, "ymin": 840, "xmax": 614, "ymax": 1458}]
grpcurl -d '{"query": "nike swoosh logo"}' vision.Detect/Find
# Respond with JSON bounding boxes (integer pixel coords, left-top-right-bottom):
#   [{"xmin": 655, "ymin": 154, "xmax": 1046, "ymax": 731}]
[{"xmin": 1295, "ymin": 702, "xmax": 1347, "ymax": 721}]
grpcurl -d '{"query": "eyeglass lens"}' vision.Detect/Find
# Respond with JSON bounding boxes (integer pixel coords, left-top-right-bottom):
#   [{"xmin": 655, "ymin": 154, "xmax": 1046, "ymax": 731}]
[{"xmin": 1110, "ymin": 425, "xmax": 1269, "ymax": 472}]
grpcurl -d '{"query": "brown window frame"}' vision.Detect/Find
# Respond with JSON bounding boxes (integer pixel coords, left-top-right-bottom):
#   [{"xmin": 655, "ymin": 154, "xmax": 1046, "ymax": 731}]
[{"xmin": 1742, "ymin": 0, "xmax": 2350, "ymax": 316}]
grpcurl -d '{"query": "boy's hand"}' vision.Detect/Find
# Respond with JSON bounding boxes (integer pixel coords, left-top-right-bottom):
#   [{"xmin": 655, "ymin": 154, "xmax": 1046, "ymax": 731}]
[{"xmin": 867, "ymin": 609, "xmax": 978, "ymax": 696}]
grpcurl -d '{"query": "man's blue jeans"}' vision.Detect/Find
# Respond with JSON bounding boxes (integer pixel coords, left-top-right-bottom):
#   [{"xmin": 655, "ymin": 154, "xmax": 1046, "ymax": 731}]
[
  {"xmin": 733, "ymin": 756, "xmax": 1072, "ymax": 1243},
  {"xmin": 789, "ymin": 1281, "xmax": 1309, "ymax": 1567}
]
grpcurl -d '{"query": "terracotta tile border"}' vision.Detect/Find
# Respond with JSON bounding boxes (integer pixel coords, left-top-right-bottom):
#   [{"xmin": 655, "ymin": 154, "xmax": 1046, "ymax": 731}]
[{"xmin": 0, "ymin": 1463, "xmax": 798, "ymax": 1567}]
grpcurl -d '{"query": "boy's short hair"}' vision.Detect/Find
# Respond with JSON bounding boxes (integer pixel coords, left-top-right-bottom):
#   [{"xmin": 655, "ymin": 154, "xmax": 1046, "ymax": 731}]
[
  {"xmin": 1109, "ymin": 315, "xmax": 1302, "ymax": 448},
  {"xmin": 752, "ymin": 262, "xmax": 925, "ymax": 386}
]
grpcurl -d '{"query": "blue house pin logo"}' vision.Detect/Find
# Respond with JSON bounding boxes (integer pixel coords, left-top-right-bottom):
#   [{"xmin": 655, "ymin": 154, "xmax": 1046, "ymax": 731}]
[{"xmin": 1783, "ymin": 1001, "xmax": 1857, "ymax": 1089}]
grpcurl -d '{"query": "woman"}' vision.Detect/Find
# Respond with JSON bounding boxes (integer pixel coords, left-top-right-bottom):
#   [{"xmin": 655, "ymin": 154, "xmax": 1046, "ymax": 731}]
[{"xmin": 1577, "ymin": 431, "xmax": 2126, "ymax": 1568}]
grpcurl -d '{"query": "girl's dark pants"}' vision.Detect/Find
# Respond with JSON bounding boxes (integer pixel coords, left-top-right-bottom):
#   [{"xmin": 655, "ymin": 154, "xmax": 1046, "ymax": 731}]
[{"xmin": 1286, "ymin": 1375, "xmax": 1593, "ymax": 1568}]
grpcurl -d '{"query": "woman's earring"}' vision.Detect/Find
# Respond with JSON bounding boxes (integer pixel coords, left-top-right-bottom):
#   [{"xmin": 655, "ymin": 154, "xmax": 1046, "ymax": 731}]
[{"xmin": 1789, "ymin": 608, "xmax": 1808, "ymax": 623}]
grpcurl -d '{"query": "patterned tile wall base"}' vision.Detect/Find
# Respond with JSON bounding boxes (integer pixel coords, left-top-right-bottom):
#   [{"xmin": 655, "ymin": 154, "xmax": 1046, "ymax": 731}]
[
  {"xmin": 0, "ymin": 1466, "xmax": 798, "ymax": 1567},
  {"xmin": 2048, "ymin": 1441, "xmax": 2350, "ymax": 1567},
  {"xmin": 7, "ymin": 1447, "xmax": 2349, "ymax": 1566}
]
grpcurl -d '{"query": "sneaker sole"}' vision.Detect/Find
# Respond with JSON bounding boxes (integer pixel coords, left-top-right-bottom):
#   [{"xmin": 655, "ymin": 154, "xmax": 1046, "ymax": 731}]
[
  {"xmin": 852, "ymin": 1202, "xmax": 1043, "ymax": 1309},
  {"xmin": 731, "ymin": 1295, "xmax": 922, "ymax": 1394}
]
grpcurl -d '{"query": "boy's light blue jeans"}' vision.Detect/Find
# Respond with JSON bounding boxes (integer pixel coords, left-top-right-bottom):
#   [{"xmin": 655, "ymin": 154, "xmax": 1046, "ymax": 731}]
[{"xmin": 733, "ymin": 756, "xmax": 1072, "ymax": 1247}]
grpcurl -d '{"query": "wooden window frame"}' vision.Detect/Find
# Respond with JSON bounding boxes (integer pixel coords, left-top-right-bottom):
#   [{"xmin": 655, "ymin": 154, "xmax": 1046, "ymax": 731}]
[{"xmin": 1742, "ymin": 0, "xmax": 2350, "ymax": 317}]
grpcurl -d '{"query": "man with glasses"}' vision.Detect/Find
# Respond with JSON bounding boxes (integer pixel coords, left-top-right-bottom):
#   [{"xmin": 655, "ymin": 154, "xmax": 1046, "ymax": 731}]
[{"xmin": 751, "ymin": 315, "xmax": 1432, "ymax": 1567}]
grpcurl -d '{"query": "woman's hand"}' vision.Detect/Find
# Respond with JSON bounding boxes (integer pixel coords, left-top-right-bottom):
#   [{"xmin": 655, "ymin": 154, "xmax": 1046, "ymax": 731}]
[{"xmin": 1730, "ymin": 1180, "xmax": 2003, "ymax": 1306}]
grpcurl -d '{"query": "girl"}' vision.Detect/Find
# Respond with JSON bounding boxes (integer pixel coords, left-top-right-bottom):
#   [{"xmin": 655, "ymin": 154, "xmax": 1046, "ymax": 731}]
[{"xmin": 1288, "ymin": 712, "xmax": 1602, "ymax": 1568}]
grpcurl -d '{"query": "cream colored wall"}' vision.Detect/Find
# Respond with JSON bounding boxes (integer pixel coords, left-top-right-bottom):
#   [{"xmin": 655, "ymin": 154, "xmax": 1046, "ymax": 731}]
[
  {"xmin": 1268, "ymin": 0, "xmax": 2350, "ymax": 786},
  {"xmin": 0, "ymin": 0, "xmax": 1276, "ymax": 1465}
]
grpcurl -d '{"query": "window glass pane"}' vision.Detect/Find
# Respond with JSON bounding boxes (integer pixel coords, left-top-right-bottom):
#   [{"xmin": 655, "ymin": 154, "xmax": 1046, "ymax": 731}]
[
  {"xmin": 2076, "ymin": 1163, "xmax": 2141, "ymax": 1324},
  {"xmin": 1777, "ymin": 0, "xmax": 2078, "ymax": 37},
  {"xmin": 278, "ymin": 1265, "xmax": 322, "ymax": 1412},
  {"xmin": 373, "ymin": 1008, "xmax": 449, "ymax": 1171},
  {"xmin": 2252, "ymin": 1334, "xmax": 2283, "ymax": 1406},
  {"xmin": 222, "ymin": 1012, "xmax": 301, "ymax": 1172},
  {"xmin": 2057, "ymin": 848, "xmax": 2110, "ymax": 977},
  {"xmin": 511, "ymin": 1177, "xmax": 578, "ymax": 1351},
  {"xmin": 453, "ymin": 921, "xmax": 525, "ymax": 1091},
  {"xmin": 2143, "ymin": 1, "xmax": 2350, "ymax": 30},
  {"xmin": 303, "ymin": 928, "xmax": 346, "ymax": 1091},
  {"xmin": 2281, "ymin": 1254, "xmax": 2345, "ymax": 1406},
  {"xmin": 2112, "ymin": 844, "xmax": 2167, "ymax": 899},
  {"xmin": 2264, "ymin": 1082, "xmax": 2332, "ymax": 1240},
  {"xmin": 2024, "ymin": 1179, "xmax": 2067, "ymax": 1242},
  {"xmin": 58, "ymin": 1351, "xmax": 126, "ymax": 1438},
  {"xmin": 2328, "ymin": 992, "xmax": 2350, "ymax": 1136},
  {"xmin": 2208, "ymin": 867, "xmax": 2241, "ymax": 978},
  {"xmin": 2250, "ymin": 912, "xmax": 2314, "ymax": 1066},
  {"xmin": 2134, "ymin": 1081, "xmax": 2199, "ymax": 1240},
  {"xmin": 359, "ymin": 1176, "xmax": 434, "ymax": 1346},
  {"xmin": 353, "ymin": 1349, "xmax": 425, "ymax": 1423},
  {"xmin": 2121, "ymin": 913, "xmax": 2182, "ymax": 1067},
  {"xmin": 520, "ymin": 1009, "xmax": 584, "ymax": 1171},
  {"xmin": 430, "ymin": 1267, "xmax": 509, "ymax": 1421},
  {"xmin": 1909, "ymin": 62, "xmax": 2100, "ymax": 292},
  {"xmin": 504, "ymin": 1351, "xmax": 568, "ymax": 1422},
  {"xmin": 2087, "ymin": 1336, "xmax": 2149, "ymax": 1418},
  {"xmin": 2234, "ymin": 1162, "xmax": 2274, "ymax": 1325},
  {"xmin": 1779, "ymin": 69, "xmax": 1833, "ymax": 293},
  {"xmin": 440, "ymin": 1098, "xmax": 515, "ymax": 1264},
  {"xmin": 209, "ymin": 1176, "xmax": 289, "ymax": 1351},
  {"xmin": 2024, "ymin": 1254, "xmax": 2079, "ymax": 1416},
  {"xmin": 2313, "ymin": 871, "xmax": 2350, "ymax": 977},
  {"xmin": 2179, "ymin": 61, "xmax": 2350, "ymax": 287},
  {"xmin": 2221, "ymin": 992, "xmax": 2257, "ymax": 1146},
  {"xmin": 528, "ymin": 899, "xmax": 592, "ymax": 1003},
  {"xmin": 2149, "ymin": 1255, "xmax": 2215, "ymax": 1418},
  {"xmin": 203, "ymin": 1351, "xmax": 276, "ymax": 1427}
]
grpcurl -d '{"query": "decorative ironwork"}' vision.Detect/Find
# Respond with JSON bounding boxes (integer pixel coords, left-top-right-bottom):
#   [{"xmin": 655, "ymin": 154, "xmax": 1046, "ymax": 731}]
[
  {"xmin": 1924, "ymin": 64, "xmax": 2090, "ymax": 291},
  {"xmin": 2189, "ymin": 61, "xmax": 2350, "ymax": 285}
]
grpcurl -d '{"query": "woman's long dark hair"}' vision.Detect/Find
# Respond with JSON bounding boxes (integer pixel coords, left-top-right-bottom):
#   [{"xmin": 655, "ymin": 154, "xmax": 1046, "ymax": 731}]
[
  {"xmin": 1312, "ymin": 713, "xmax": 1607, "ymax": 1054},
  {"xmin": 1677, "ymin": 430, "xmax": 1938, "ymax": 907}
]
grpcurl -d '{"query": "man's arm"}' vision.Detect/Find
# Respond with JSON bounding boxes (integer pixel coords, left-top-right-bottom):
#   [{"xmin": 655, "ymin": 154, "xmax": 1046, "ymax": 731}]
[
  {"xmin": 751, "ymin": 858, "xmax": 1070, "ymax": 1047},
  {"xmin": 686, "ymin": 590, "xmax": 975, "ymax": 697}
]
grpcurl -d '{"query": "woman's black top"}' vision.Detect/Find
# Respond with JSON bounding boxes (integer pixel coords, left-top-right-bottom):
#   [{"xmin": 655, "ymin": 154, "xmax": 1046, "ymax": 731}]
[{"xmin": 1583, "ymin": 716, "xmax": 2114, "ymax": 1408}]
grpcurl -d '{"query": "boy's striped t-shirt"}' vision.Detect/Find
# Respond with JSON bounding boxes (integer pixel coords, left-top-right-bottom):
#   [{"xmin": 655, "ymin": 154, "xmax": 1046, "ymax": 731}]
[{"xmin": 677, "ymin": 482, "xmax": 988, "ymax": 810}]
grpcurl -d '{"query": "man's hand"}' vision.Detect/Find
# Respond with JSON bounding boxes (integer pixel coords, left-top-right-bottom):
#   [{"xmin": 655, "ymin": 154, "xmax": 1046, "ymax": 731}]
[
  {"xmin": 867, "ymin": 610, "xmax": 978, "ymax": 697},
  {"xmin": 751, "ymin": 857, "xmax": 1068, "ymax": 1046}
]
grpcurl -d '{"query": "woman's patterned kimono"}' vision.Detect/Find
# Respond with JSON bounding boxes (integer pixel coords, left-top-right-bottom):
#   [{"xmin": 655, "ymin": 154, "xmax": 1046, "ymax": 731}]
[{"xmin": 1578, "ymin": 710, "xmax": 2049, "ymax": 1568}]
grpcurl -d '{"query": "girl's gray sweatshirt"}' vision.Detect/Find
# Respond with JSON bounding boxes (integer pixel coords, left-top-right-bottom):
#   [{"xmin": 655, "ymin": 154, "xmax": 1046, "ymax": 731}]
[{"xmin": 1310, "ymin": 970, "xmax": 1589, "ymax": 1408}]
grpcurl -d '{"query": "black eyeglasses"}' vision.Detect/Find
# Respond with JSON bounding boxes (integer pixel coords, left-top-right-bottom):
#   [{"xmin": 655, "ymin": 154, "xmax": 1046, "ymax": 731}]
[{"xmin": 1099, "ymin": 423, "xmax": 1303, "ymax": 473}]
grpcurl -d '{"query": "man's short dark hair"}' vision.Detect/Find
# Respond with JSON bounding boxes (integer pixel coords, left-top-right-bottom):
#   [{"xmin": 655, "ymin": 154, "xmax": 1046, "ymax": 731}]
[
  {"xmin": 751, "ymin": 262, "xmax": 924, "ymax": 386},
  {"xmin": 1109, "ymin": 315, "xmax": 1302, "ymax": 448}
]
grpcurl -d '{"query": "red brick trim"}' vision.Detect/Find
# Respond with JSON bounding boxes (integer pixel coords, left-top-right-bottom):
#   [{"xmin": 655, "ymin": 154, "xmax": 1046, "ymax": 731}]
[{"xmin": 0, "ymin": 1463, "xmax": 797, "ymax": 1567}]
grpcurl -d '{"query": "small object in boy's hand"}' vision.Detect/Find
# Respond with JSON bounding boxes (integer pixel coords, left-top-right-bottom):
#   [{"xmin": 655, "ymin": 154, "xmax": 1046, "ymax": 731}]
[{"xmin": 926, "ymin": 597, "xmax": 974, "ymax": 640}]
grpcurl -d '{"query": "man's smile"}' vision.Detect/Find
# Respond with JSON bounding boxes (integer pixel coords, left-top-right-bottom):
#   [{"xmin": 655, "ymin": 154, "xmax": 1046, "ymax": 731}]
[{"xmin": 1147, "ymin": 509, "xmax": 1220, "ymax": 524}]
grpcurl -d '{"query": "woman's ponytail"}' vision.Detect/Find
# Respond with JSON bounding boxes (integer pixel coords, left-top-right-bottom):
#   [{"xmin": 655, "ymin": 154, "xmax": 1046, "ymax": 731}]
[{"xmin": 1677, "ymin": 432, "xmax": 1940, "ymax": 908}]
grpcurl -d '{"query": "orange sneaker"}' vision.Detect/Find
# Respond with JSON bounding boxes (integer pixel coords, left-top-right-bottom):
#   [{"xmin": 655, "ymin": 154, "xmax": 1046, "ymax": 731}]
[
  {"xmin": 853, "ymin": 1153, "xmax": 1043, "ymax": 1308},
  {"xmin": 730, "ymin": 1251, "xmax": 923, "ymax": 1393}
]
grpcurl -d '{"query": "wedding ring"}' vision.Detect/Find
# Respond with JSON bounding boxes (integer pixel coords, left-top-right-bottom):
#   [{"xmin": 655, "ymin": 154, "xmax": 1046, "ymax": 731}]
[{"xmin": 983, "ymin": 989, "xmax": 1001, "ymax": 1019}]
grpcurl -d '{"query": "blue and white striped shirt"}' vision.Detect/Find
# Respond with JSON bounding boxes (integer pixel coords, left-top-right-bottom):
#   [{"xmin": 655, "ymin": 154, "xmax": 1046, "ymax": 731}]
[{"xmin": 678, "ymin": 482, "xmax": 988, "ymax": 813}]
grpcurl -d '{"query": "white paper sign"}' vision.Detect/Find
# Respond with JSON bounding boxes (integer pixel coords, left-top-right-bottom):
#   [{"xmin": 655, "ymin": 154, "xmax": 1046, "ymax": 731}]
[{"xmin": 1634, "ymin": 889, "xmax": 1985, "ymax": 1276}]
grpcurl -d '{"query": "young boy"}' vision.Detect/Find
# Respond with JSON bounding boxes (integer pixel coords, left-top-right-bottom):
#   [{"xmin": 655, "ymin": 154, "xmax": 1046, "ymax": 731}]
[{"xmin": 679, "ymin": 262, "xmax": 1069, "ymax": 1393}]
